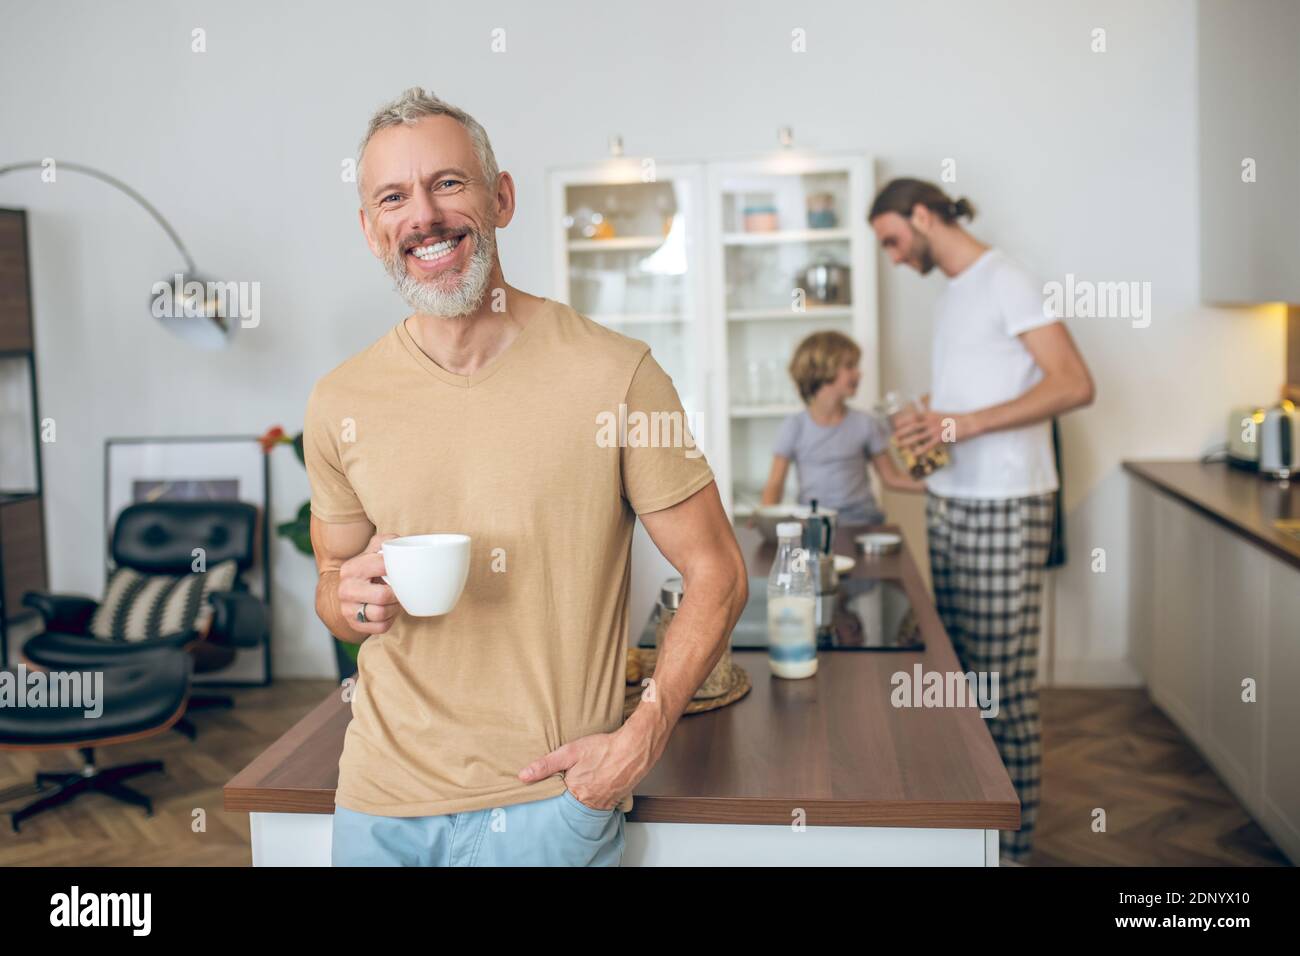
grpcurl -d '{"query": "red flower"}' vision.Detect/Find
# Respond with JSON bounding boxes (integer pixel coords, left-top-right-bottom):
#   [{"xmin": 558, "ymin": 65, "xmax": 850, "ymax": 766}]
[{"xmin": 259, "ymin": 426, "xmax": 288, "ymax": 454}]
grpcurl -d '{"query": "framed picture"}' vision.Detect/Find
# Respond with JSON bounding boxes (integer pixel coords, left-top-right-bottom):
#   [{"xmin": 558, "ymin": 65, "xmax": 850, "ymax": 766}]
[{"xmin": 104, "ymin": 435, "xmax": 271, "ymax": 685}]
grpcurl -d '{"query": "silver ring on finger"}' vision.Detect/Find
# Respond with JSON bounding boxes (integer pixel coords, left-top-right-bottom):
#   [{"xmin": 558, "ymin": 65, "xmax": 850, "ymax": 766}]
[{"xmin": 356, "ymin": 602, "xmax": 369, "ymax": 623}]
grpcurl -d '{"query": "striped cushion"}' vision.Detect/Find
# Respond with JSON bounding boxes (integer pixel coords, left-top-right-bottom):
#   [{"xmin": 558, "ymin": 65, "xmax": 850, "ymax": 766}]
[{"xmin": 88, "ymin": 559, "xmax": 239, "ymax": 642}]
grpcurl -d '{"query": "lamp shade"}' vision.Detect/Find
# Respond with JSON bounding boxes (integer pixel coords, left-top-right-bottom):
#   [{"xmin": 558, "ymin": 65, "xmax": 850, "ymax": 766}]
[{"xmin": 150, "ymin": 272, "xmax": 233, "ymax": 350}]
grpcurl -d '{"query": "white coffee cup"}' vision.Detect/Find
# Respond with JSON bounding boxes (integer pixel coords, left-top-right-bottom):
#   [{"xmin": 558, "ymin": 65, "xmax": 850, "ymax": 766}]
[{"xmin": 380, "ymin": 534, "xmax": 472, "ymax": 617}]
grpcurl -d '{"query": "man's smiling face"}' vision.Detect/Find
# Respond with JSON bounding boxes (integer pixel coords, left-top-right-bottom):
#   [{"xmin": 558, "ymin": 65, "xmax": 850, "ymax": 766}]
[{"xmin": 358, "ymin": 114, "xmax": 510, "ymax": 317}]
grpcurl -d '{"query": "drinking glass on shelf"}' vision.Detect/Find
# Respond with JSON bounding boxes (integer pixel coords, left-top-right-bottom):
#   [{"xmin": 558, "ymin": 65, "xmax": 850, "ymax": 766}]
[
  {"xmin": 745, "ymin": 361, "xmax": 764, "ymax": 406},
  {"xmin": 806, "ymin": 192, "xmax": 837, "ymax": 229},
  {"xmin": 625, "ymin": 275, "xmax": 651, "ymax": 313},
  {"xmin": 603, "ymin": 194, "xmax": 625, "ymax": 237},
  {"xmin": 761, "ymin": 359, "xmax": 787, "ymax": 405},
  {"xmin": 729, "ymin": 364, "xmax": 746, "ymax": 406}
]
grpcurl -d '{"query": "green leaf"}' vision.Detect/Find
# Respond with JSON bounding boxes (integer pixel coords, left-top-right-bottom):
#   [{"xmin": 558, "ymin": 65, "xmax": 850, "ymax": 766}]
[{"xmin": 275, "ymin": 501, "xmax": 314, "ymax": 556}]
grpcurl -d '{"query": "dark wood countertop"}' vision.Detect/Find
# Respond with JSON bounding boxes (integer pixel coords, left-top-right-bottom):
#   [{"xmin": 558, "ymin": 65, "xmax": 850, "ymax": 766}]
[
  {"xmin": 226, "ymin": 524, "xmax": 1020, "ymax": 830},
  {"xmin": 1124, "ymin": 460, "xmax": 1300, "ymax": 571}
]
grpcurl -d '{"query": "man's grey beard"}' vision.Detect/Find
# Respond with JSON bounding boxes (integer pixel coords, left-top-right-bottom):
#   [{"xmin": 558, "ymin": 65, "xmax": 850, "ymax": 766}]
[{"xmin": 383, "ymin": 228, "xmax": 497, "ymax": 318}]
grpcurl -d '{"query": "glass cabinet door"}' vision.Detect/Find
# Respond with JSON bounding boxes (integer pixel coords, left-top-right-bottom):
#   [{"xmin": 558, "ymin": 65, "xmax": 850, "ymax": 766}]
[
  {"xmin": 554, "ymin": 165, "xmax": 708, "ymax": 446},
  {"xmin": 708, "ymin": 157, "xmax": 875, "ymax": 517}
]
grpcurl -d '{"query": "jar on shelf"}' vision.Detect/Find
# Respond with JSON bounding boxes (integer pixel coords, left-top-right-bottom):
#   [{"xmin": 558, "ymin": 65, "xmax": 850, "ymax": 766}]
[
  {"xmin": 742, "ymin": 203, "xmax": 779, "ymax": 233},
  {"xmin": 806, "ymin": 192, "xmax": 837, "ymax": 229}
]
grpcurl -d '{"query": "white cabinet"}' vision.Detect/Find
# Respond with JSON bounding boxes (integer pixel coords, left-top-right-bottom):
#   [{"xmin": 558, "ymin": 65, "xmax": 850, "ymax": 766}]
[
  {"xmin": 1147, "ymin": 489, "xmax": 1212, "ymax": 740},
  {"xmin": 549, "ymin": 153, "xmax": 879, "ymax": 520},
  {"xmin": 1132, "ymin": 477, "xmax": 1299, "ymax": 863},
  {"xmin": 1198, "ymin": 0, "xmax": 1300, "ymax": 303},
  {"xmin": 1262, "ymin": 557, "xmax": 1300, "ymax": 859},
  {"xmin": 1205, "ymin": 531, "xmax": 1265, "ymax": 806}
]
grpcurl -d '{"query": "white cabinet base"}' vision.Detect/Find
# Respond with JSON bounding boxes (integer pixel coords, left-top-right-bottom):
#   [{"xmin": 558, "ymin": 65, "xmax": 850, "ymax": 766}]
[
  {"xmin": 1131, "ymin": 476, "xmax": 1299, "ymax": 864},
  {"xmin": 247, "ymin": 812, "xmax": 999, "ymax": 867},
  {"xmin": 624, "ymin": 821, "xmax": 997, "ymax": 866}
]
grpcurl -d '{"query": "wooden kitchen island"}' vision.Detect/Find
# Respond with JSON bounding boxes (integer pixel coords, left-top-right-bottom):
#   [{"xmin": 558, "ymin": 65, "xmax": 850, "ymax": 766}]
[{"xmin": 225, "ymin": 525, "xmax": 1019, "ymax": 866}]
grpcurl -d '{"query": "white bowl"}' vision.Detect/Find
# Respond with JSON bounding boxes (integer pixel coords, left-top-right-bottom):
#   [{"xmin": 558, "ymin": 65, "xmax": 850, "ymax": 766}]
[{"xmin": 854, "ymin": 532, "xmax": 901, "ymax": 556}]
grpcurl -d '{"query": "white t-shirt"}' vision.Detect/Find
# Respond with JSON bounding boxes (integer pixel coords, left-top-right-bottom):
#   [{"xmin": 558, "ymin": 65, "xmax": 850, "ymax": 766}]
[{"xmin": 926, "ymin": 248, "xmax": 1060, "ymax": 500}]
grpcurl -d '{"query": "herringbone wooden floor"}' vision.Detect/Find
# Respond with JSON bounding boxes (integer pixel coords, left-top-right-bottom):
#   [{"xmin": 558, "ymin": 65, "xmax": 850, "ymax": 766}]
[
  {"xmin": 1033, "ymin": 688, "xmax": 1288, "ymax": 866},
  {"xmin": 0, "ymin": 679, "xmax": 336, "ymax": 866},
  {"xmin": 0, "ymin": 684, "xmax": 1289, "ymax": 865}
]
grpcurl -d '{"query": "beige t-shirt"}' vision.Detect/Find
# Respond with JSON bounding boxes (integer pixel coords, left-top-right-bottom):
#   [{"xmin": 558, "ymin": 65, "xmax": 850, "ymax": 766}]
[{"xmin": 303, "ymin": 298, "xmax": 713, "ymax": 817}]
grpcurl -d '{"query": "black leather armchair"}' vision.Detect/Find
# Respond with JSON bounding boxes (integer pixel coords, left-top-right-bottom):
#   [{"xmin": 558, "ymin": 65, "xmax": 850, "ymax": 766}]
[
  {"xmin": 21, "ymin": 593, "xmax": 98, "ymax": 635},
  {"xmin": 1, "ymin": 649, "xmax": 192, "ymax": 831},
  {"xmin": 20, "ymin": 500, "xmax": 268, "ymax": 738},
  {"xmin": 208, "ymin": 590, "xmax": 269, "ymax": 651}
]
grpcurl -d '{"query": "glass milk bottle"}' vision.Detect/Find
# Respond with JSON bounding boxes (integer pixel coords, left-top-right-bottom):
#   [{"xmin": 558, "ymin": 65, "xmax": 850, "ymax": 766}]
[{"xmin": 767, "ymin": 521, "xmax": 818, "ymax": 679}]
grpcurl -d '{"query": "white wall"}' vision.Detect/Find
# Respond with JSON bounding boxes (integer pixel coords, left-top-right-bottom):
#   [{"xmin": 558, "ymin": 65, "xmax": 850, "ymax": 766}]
[{"xmin": 0, "ymin": 0, "xmax": 1284, "ymax": 679}]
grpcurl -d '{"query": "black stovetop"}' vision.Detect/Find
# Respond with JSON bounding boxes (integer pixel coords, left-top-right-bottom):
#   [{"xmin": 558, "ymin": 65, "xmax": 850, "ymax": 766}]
[{"xmin": 639, "ymin": 575, "xmax": 924, "ymax": 652}]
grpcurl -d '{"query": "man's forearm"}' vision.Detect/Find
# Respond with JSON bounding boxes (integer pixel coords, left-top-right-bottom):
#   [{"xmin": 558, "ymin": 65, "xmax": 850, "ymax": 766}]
[
  {"xmin": 624, "ymin": 565, "xmax": 747, "ymax": 763},
  {"xmin": 967, "ymin": 373, "xmax": 1091, "ymax": 439},
  {"xmin": 316, "ymin": 569, "xmax": 367, "ymax": 644}
]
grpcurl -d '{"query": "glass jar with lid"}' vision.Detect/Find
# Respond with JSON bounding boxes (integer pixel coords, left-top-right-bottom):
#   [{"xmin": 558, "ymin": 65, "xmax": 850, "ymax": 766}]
[{"xmin": 875, "ymin": 390, "xmax": 949, "ymax": 479}]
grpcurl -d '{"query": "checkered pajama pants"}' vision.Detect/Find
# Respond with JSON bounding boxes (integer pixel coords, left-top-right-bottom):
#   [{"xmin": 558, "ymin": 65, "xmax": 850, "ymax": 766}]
[{"xmin": 925, "ymin": 492, "xmax": 1055, "ymax": 862}]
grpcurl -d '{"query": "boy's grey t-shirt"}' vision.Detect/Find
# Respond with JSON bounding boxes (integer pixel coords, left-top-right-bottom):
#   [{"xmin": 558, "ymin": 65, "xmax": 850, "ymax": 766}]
[{"xmin": 773, "ymin": 408, "xmax": 890, "ymax": 525}]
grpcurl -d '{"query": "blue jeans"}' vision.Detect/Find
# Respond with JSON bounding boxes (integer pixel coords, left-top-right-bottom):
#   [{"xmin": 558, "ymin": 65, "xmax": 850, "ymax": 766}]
[{"xmin": 331, "ymin": 790, "xmax": 625, "ymax": 867}]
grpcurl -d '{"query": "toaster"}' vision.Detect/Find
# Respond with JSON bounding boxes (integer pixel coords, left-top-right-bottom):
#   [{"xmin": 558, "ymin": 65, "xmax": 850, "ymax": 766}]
[{"xmin": 1227, "ymin": 406, "xmax": 1265, "ymax": 467}]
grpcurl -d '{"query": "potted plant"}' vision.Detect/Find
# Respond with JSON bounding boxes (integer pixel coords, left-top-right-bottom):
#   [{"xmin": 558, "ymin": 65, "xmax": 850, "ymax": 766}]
[{"xmin": 259, "ymin": 426, "xmax": 358, "ymax": 679}]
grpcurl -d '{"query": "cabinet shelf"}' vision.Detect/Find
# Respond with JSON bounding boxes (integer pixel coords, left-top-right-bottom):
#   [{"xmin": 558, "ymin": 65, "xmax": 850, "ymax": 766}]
[
  {"xmin": 568, "ymin": 236, "xmax": 669, "ymax": 251},
  {"xmin": 731, "ymin": 404, "xmax": 803, "ymax": 419},
  {"xmin": 722, "ymin": 228, "xmax": 850, "ymax": 247},
  {"xmin": 592, "ymin": 313, "xmax": 688, "ymax": 326},
  {"xmin": 727, "ymin": 306, "xmax": 853, "ymax": 322}
]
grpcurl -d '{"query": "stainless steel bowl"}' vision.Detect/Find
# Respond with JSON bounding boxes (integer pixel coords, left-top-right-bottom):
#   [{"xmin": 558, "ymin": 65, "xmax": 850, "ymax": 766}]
[{"xmin": 798, "ymin": 258, "xmax": 851, "ymax": 305}]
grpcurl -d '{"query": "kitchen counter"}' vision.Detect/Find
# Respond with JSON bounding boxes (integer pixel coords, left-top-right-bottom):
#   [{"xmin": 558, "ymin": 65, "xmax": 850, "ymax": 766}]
[
  {"xmin": 225, "ymin": 524, "xmax": 1019, "ymax": 866},
  {"xmin": 1123, "ymin": 460, "xmax": 1300, "ymax": 570}
]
